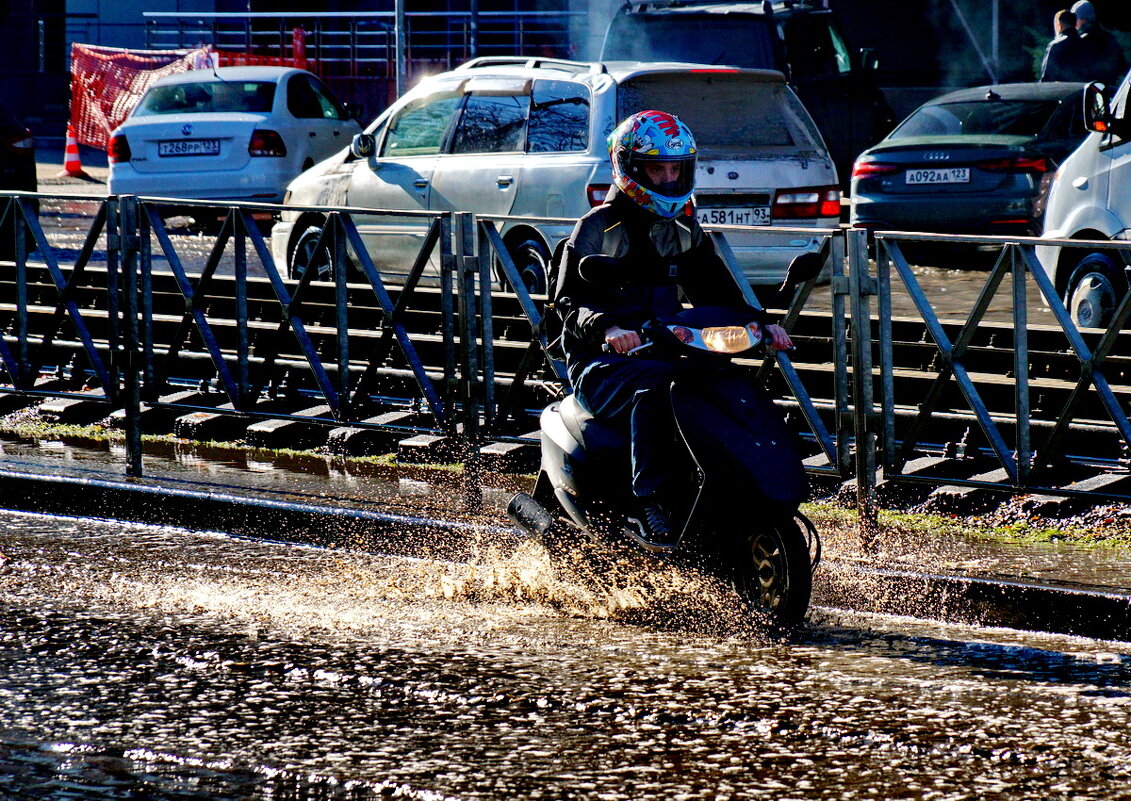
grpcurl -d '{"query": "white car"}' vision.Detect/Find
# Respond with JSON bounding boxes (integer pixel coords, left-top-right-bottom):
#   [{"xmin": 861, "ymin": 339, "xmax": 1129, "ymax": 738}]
[
  {"xmin": 107, "ymin": 66, "xmax": 360, "ymax": 204},
  {"xmin": 271, "ymin": 57, "xmax": 839, "ymax": 291},
  {"xmin": 1038, "ymin": 75, "xmax": 1131, "ymax": 329}
]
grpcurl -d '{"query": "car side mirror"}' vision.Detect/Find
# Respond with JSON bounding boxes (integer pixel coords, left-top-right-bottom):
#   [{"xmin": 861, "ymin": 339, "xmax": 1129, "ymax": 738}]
[
  {"xmin": 350, "ymin": 133, "xmax": 376, "ymax": 159},
  {"xmin": 1083, "ymin": 82, "xmax": 1116, "ymax": 134}
]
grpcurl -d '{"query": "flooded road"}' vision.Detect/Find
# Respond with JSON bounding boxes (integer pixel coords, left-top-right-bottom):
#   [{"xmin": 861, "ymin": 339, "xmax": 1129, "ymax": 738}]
[{"xmin": 2, "ymin": 510, "xmax": 1130, "ymax": 800}]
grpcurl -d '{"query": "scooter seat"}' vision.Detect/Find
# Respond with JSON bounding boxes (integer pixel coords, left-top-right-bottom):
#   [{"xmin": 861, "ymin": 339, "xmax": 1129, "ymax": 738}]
[{"xmin": 559, "ymin": 394, "xmax": 628, "ymax": 454}]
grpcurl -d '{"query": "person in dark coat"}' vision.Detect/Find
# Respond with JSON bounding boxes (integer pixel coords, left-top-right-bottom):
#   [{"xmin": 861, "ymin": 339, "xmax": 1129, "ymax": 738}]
[
  {"xmin": 1072, "ymin": 0, "xmax": 1129, "ymax": 88},
  {"xmin": 552, "ymin": 110, "xmax": 793, "ymax": 547},
  {"xmin": 1040, "ymin": 10, "xmax": 1089, "ymax": 82}
]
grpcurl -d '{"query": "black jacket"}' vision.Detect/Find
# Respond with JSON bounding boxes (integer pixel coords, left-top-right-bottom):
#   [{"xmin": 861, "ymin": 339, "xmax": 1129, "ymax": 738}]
[{"xmin": 552, "ymin": 188, "xmax": 766, "ymax": 383}]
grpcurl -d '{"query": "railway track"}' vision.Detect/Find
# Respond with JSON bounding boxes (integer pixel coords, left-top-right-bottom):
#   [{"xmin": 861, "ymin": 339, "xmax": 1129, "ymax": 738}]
[{"xmin": 3, "ymin": 245, "xmax": 1131, "ymax": 510}]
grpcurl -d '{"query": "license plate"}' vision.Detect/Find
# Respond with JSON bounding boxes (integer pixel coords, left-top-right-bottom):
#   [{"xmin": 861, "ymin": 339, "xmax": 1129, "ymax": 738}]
[
  {"xmin": 158, "ymin": 139, "xmax": 221, "ymax": 157},
  {"xmin": 905, "ymin": 167, "xmax": 970, "ymax": 185},
  {"xmin": 697, "ymin": 207, "xmax": 771, "ymax": 226}
]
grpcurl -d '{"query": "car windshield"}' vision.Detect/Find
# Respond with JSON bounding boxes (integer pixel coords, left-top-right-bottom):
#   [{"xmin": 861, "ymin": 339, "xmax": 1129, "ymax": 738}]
[
  {"xmin": 890, "ymin": 99, "xmax": 1060, "ymax": 138},
  {"xmin": 617, "ymin": 74, "xmax": 823, "ymax": 157},
  {"xmin": 134, "ymin": 81, "xmax": 277, "ymax": 116},
  {"xmin": 602, "ymin": 14, "xmax": 778, "ymax": 68}
]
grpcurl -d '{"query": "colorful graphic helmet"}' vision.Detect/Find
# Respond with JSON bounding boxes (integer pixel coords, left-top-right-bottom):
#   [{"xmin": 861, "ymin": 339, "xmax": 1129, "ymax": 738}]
[{"xmin": 608, "ymin": 110, "xmax": 697, "ymax": 219}]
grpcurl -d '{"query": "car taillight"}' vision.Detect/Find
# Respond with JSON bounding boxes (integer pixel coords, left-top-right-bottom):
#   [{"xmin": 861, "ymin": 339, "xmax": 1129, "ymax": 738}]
[
  {"xmin": 249, "ymin": 129, "xmax": 287, "ymax": 157},
  {"xmin": 851, "ymin": 159, "xmax": 899, "ymax": 179},
  {"xmin": 772, "ymin": 186, "xmax": 841, "ymax": 219},
  {"xmin": 3, "ymin": 128, "xmax": 34, "ymax": 154},
  {"xmin": 108, "ymin": 134, "xmax": 131, "ymax": 163},
  {"xmin": 586, "ymin": 183, "xmax": 611, "ymax": 207},
  {"xmin": 977, "ymin": 156, "xmax": 1050, "ymax": 174}
]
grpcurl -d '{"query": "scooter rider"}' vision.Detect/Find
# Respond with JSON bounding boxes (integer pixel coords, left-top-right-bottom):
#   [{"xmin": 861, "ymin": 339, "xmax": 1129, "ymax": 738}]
[{"xmin": 552, "ymin": 110, "xmax": 794, "ymax": 548}]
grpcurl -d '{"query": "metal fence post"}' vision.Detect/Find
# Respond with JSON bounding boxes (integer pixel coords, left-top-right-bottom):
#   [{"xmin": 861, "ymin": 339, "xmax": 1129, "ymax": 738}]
[
  {"xmin": 119, "ymin": 196, "xmax": 143, "ymax": 478},
  {"xmin": 455, "ymin": 212, "xmax": 483, "ymax": 512},
  {"xmin": 440, "ymin": 214, "xmax": 457, "ymax": 432},
  {"xmin": 829, "ymin": 231, "xmax": 853, "ymax": 478},
  {"xmin": 1012, "ymin": 244, "xmax": 1031, "ymax": 484},
  {"xmin": 234, "ymin": 211, "xmax": 249, "ymax": 409},
  {"xmin": 847, "ymin": 227, "xmax": 878, "ymax": 543},
  {"xmin": 332, "ymin": 214, "xmax": 352, "ymax": 419},
  {"xmin": 476, "ymin": 220, "xmax": 496, "ymax": 431}
]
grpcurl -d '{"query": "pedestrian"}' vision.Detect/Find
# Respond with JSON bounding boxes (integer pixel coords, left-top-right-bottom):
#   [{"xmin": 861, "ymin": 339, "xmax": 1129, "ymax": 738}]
[
  {"xmin": 1071, "ymin": 0, "xmax": 1128, "ymax": 87},
  {"xmin": 1040, "ymin": 10, "xmax": 1089, "ymax": 82}
]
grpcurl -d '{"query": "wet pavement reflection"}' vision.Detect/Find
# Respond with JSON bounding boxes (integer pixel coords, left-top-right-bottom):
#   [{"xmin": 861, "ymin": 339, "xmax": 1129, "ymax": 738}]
[{"xmin": 1, "ymin": 510, "xmax": 1129, "ymax": 800}]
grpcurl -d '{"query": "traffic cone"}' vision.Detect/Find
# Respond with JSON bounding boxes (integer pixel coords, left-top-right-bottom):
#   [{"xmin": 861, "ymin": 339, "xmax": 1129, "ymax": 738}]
[{"xmin": 57, "ymin": 122, "xmax": 91, "ymax": 180}]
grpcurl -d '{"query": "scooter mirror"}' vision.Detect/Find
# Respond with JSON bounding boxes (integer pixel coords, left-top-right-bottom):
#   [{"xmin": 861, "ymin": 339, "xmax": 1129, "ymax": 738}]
[
  {"xmin": 782, "ymin": 251, "xmax": 825, "ymax": 289},
  {"xmin": 578, "ymin": 254, "xmax": 628, "ymax": 284}
]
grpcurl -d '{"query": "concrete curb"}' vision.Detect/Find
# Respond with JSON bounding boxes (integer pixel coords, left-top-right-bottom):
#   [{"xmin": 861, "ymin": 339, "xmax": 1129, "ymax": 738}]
[
  {"xmin": 1, "ymin": 467, "xmax": 1128, "ymax": 641},
  {"xmin": 816, "ymin": 560, "xmax": 1131, "ymax": 642}
]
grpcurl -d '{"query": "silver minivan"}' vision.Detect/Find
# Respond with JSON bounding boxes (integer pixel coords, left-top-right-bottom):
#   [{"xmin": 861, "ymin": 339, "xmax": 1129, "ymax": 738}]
[
  {"xmin": 1038, "ymin": 75, "xmax": 1131, "ymax": 329},
  {"xmin": 271, "ymin": 57, "xmax": 839, "ymax": 291}
]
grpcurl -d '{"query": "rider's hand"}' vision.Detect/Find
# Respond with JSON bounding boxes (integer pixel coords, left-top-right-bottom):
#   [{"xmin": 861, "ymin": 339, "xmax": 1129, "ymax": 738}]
[
  {"xmin": 764, "ymin": 323, "xmax": 793, "ymax": 351},
  {"xmin": 604, "ymin": 325, "xmax": 642, "ymax": 354}
]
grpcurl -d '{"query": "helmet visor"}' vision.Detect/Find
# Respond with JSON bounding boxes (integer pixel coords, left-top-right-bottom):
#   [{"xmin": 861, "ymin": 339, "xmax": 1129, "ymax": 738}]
[{"xmin": 627, "ymin": 154, "xmax": 696, "ymax": 198}]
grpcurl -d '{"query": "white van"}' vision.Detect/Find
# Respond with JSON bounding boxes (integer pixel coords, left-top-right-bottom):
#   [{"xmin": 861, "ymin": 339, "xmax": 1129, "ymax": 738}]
[
  {"xmin": 1037, "ymin": 76, "xmax": 1131, "ymax": 329},
  {"xmin": 271, "ymin": 57, "xmax": 839, "ymax": 292}
]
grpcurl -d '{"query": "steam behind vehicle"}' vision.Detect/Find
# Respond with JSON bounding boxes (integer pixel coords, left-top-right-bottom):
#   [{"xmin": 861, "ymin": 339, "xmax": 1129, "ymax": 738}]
[
  {"xmin": 600, "ymin": 0, "xmax": 894, "ymax": 185},
  {"xmin": 107, "ymin": 66, "xmax": 360, "ymax": 206},
  {"xmin": 850, "ymin": 82, "xmax": 1088, "ymax": 237},
  {"xmin": 273, "ymin": 57, "xmax": 839, "ymax": 292}
]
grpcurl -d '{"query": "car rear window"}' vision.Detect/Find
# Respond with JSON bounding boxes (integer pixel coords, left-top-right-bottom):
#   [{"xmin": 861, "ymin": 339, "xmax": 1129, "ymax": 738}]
[
  {"xmin": 602, "ymin": 13, "xmax": 778, "ymax": 69},
  {"xmin": 135, "ymin": 81, "xmax": 277, "ymax": 115},
  {"xmin": 890, "ymin": 100, "xmax": 1061, "ymax": 138},
  {"xmin": 616, "ymin": 74, "xmax": 824, "ymax": 157}
]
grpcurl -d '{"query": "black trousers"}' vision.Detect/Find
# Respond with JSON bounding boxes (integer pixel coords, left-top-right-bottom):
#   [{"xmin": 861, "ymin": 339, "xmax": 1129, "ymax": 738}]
[{"xmin": 574, "ymin": 355, "xmax": 677, "ymax": 499}]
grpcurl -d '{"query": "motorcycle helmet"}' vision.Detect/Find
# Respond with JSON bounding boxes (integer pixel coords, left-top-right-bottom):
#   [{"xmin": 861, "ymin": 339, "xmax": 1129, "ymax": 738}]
[{"xmin": 608, "ymin": 110, "xmax": 697, "ymax": 219}]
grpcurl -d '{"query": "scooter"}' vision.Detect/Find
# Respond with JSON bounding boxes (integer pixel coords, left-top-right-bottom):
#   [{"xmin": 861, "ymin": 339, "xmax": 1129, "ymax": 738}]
[{"xmin": 507, "ymin": 253, "xmax": 823, "ymax": 630}]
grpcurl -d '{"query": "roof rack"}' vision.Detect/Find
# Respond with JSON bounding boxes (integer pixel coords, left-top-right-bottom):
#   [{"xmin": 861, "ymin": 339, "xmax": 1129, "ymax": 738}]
[
  {"xmin": 455, "ymin": 57, "xmax": 607, "ymax": 75},
  {"xmin": 621, "ymin": 0, "xmax": 825, "ymax": 12}
]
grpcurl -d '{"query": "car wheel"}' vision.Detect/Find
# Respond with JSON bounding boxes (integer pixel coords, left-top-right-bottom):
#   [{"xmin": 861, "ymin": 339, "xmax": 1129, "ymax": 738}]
[
  {"xmin": 507, "ymin": 237, "xmax": 550, "ymax": 295},
  {"xmin": 290, "ymin": 222, "xmax": 356, "ymax": 282},
  {"xmin": 1067, "ymin": 253, "xmax": 1126, "ymax": 330}
]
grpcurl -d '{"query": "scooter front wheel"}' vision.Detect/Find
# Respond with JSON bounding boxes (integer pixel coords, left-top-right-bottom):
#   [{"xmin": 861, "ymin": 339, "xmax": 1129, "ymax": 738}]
[{"xmin": 730, "ymin": 518, "xmax": 812, "ymax": 630}]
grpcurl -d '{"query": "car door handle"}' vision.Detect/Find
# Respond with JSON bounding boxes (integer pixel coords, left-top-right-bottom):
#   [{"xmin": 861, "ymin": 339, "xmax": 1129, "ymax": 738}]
[
  {"xmin": 413, "ymin": 178, "xmax": 429, "ymax": 188},
  {"xmin": 496, "ymin": 175, "xmax": 514, "ymax": 187}
]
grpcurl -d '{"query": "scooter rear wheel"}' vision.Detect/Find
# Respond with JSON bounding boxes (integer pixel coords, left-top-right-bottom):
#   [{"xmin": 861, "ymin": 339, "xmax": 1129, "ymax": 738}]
[{"xmin": 731, "ymin": 518, "xmax": 812, "ymax": 630}]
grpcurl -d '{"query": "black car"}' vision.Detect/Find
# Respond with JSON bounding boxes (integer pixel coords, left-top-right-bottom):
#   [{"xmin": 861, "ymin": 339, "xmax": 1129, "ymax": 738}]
[
  {"xmin": 600, "ymin": 0, "xmax": 895, "ymax": 184},
  {"xmin": 0, "ymin": 99, "xmax": 36, "ymax": 260},
  {"xmin": 849, "ymin": 82, "xmax": 1089, "ymax": 237},
  {"xmin": 0, "ymin": 100, "xmax": 36, "ymax": 195}
]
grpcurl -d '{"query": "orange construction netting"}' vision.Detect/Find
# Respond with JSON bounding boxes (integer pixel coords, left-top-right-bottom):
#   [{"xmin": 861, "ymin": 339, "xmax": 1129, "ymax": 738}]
[{"xmin": 69, "ymin": 43, "xmax": 310, "ymax": 150}]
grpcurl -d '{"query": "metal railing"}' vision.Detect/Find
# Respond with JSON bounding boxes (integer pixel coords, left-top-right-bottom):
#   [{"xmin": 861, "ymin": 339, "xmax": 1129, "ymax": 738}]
[
  {"xmin": 872, "ymin": 231, "xmax": 1131, "ymax": 499},
  {"xmin": 8, "ymin": 190, "xmax": 1131, "ymax": 529}
]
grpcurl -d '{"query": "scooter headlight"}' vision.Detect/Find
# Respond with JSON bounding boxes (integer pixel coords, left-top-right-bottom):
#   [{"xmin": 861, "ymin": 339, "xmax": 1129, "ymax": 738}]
[{"xmin": 701, "ymin": 324, "xmax": 762, "ymax": 354}]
